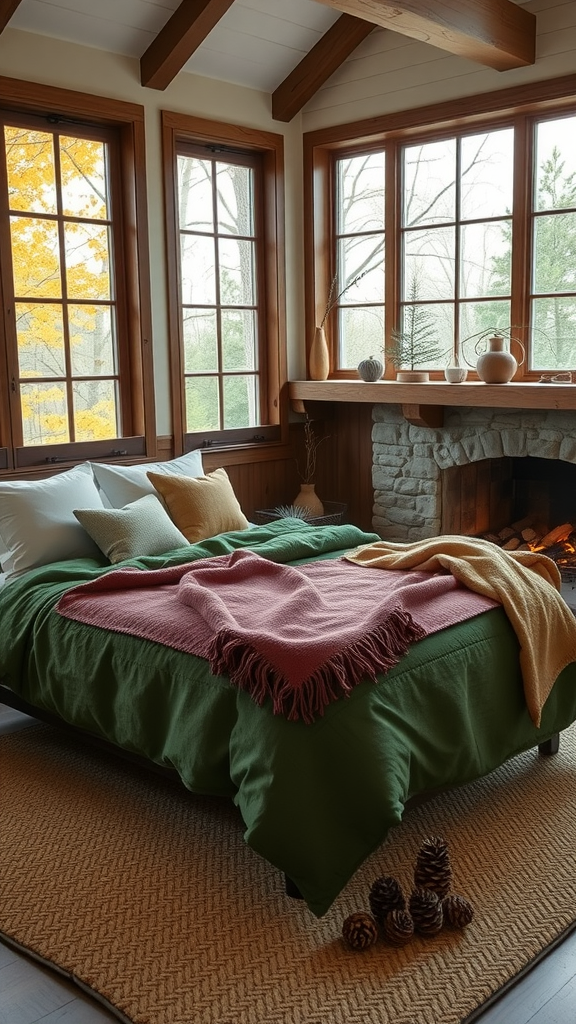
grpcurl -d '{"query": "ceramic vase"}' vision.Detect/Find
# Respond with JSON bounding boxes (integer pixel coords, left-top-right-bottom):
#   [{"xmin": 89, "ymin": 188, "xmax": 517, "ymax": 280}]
[
  {"xmin": 293, "ymin": 482, "xmax": 324, "ymax": 517},
  {"xmin": 476, "ymin": 335, "xmax": 517, "ymax": 384},
  {"xmin": 444, "ymin": 353, "xmax": 468, "ymax": 383},
  {"xmin": 309, "ymin": 327, "xmax": 330, "ymax": 381}
]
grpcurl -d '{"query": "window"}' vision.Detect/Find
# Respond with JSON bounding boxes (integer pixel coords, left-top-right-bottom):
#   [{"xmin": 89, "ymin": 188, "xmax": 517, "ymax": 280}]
[
  {"xmin": 399, "ymin": 127, "xmax": 514, "ymax": 369},
  {"xmin": 305, "ymin": 76, "xmax": 576, "ymax": 380},
  {"xmin": 162, "ymin": 112, "xmax": 286, "ymax": 453},
  {"xmin": 531, "ymin": 115, "xmax": 576, "ymax": 370},
  {"xmin": 176, "ymin": 147, "xmax": 261, "ymax": 432},
  {"xmin": 0, "ymin": 78, "xmax": 155, "ymax": 471},
  {"xmin": 335, "ymin": 152, "xmax": 385, "ymax": 368}
]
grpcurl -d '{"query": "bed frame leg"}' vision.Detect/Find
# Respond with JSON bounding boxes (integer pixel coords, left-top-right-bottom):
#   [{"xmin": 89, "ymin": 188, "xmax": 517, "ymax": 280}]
[
  {"xmin": 284, "ymin": 875, "xmax": 304, "ymax": 900},
  {"xmin": 538, "ymin": 733, "xmax": 560, "ymax": 756}
]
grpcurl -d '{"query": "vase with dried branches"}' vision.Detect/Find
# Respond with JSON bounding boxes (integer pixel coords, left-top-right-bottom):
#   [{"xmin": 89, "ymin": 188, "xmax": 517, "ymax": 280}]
[
  {"xmin": 292, "ymin": 414, "xmax": 327, "ymax": 516},
  {"xmin": 309, "ymin": 269, "xmax": 370, "ymax": 381}
]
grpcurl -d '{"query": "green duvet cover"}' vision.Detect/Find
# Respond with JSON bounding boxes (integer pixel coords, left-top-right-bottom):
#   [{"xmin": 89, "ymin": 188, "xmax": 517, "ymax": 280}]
[{"xmin": 1, "ymin": 518, "xmax": 576, "ymax": 916}]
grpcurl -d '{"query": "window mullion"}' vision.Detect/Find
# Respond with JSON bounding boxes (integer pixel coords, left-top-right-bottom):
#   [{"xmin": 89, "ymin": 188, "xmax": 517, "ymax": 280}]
[
  {"xmin": 454, "ymin": 138, "xmax": 463, "ymax": 361},
  {"xmin": 384, "ymin": 141, "xmax": 399, "ymax": 379},
  {"xmin": 52, "ymin": 131, "xmax": 76, "ymax": 443},
  {"xmin": 0, "ymin": 127, "xmax": 20, "ymax": 456},
  {"xmin": 510, "ymin": 114, "xmax": 532, "ymax": 378},
  {"xmin": 212, "ymin": 165, "xmax": 224, "ymax": 431}
]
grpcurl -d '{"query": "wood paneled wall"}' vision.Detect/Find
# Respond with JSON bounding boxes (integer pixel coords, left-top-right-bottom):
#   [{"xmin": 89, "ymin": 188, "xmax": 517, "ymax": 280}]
[
  {"xmin": 0, "ymin": 405, "xmax": 376, "ymax": 533},
  {"xmin": 306, "ymin": 402, "xmax": 375, "ymax": 532},
  {"xmin": 199, "ymin": 402, "xmax": 376, "ymax": 531}
]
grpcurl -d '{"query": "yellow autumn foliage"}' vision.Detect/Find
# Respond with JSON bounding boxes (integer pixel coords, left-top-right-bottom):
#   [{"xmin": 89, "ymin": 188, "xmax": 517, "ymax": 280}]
[{"xmin": 5, "ymin": 126, "xmax": 117, "ymax": 444}]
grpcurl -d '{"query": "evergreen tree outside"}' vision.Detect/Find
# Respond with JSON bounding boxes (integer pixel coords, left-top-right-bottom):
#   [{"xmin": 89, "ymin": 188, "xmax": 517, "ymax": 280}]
[
  {"xmin": 479, "ymin": 139, "xmax": 576, "ymax": 370},
  {"xmin": 336, "ymin": 117, "xmax": 576, "ymax": 375},
  {"xmin": 531, "ymin": 140, "xmax": 576, "ymax": 369}
]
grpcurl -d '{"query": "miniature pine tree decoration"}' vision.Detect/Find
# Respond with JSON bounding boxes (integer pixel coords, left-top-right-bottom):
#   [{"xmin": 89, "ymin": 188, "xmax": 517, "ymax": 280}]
[
  {"xmin": 414, "ymin": 835, "xmax": 452, "ymax": 898},
  {"xmin": 387, "ymin": 276, "xmax": 445, "ymax": 371}
]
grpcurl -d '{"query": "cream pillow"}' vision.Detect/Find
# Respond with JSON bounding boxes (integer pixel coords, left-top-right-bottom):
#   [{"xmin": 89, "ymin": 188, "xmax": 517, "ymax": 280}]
[
  {"xmin": 90, "ymin": 450, "xmax": 204, "ymax": 508},
  {"xmin": 74, "ymin": 494, "xmax": 189, "ymax": 564},
  {"xmin": 147, "ymin": 467, "xmax": 250, "ymax": 543},
  {"xmin": 0, "ymin": 463, "xmax": 104, "ymax": 579}
]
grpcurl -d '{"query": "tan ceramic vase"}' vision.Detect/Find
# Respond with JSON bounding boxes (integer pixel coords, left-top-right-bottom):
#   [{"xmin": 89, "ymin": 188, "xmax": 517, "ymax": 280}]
[
  {"xmin": 476, "ymin": 335, "xmax": 517, "ymax": 384},
  {"xmin": 293, "ymin": 483, "xmax": 324, "ymax": 517},
  {"xmin": 309, "ymin": 327, "xmax": 330, "ymax": 381}
]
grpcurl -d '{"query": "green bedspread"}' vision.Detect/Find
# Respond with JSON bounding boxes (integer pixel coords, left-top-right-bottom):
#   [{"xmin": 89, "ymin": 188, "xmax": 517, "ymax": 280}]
[{"xmin": 2, "ymin": 518, "xmax": 576, "ymax": 917}]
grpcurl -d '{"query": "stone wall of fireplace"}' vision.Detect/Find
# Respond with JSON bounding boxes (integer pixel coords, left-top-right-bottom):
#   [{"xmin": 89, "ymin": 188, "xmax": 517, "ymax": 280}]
[{"xmin": 372, "ymin": 405, "xmax": 576, "ymax": 542}]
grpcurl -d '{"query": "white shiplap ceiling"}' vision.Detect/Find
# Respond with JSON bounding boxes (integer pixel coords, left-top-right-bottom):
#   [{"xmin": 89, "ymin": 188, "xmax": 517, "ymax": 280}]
[
  {"xmin": 4, "ymin": 0, "xmax": 537, "ymax": 121},
  {"xmin": 9, "ymin": 0, "xmax": 342, "ymax": 93}
]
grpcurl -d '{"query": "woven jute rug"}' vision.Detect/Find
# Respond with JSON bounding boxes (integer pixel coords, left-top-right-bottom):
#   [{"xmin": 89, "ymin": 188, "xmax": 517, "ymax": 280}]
[{"xmin": 1, "ymin": 723, "xmax": 576, "ymax": 1024}]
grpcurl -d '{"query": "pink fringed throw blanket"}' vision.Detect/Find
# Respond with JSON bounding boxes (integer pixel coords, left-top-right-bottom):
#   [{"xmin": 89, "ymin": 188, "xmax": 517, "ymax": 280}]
[{"xmin": 56, "ymin": 550, "xmax": 497, "ymax": 722}]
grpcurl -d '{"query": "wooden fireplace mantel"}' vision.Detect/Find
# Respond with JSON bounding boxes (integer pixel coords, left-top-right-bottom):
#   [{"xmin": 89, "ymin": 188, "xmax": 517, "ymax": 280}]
[{"xmin": 288, "ymin": 379, "xmax": 576, "ymax": 427}]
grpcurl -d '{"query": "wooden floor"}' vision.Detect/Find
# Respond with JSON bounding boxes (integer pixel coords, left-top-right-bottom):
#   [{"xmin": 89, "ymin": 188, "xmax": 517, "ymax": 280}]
[{"xmin": 2, "ymin": 706, "xmax": 576, "ymax": 1024}]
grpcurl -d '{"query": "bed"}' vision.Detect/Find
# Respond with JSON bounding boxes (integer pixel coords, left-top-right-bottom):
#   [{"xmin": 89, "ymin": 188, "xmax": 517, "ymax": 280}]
[{"xmin": 2, "ymin": 490, "xmax": 576, "ymax": 918}]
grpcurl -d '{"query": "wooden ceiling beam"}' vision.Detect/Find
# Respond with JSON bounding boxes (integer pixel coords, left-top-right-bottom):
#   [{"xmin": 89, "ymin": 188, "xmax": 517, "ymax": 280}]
[
  {"xmin": 272, "ymin": 14, "xmax": 375, "ymax": 122},
  {"xmin": 312, "ymin": 0, "xmax": 536, "ymax": 71},
  {"xmin": 141, "ymin": 0, "xmax": 236, "ymax": 91},
  {"xmin": 0, "ymin": 0, "xmax": 24, "ymax": 33}
]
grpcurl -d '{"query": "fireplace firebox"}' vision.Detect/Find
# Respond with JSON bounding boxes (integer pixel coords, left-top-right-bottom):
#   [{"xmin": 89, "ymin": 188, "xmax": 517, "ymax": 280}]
[{"xmin": 372, "ymin": 405, "xmax": 576, "ymax": 544}]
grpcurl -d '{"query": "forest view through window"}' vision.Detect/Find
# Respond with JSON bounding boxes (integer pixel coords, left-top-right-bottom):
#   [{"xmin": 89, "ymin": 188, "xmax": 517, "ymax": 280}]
[
  {"xmin": 176, "ymin": 146, "xmax": 263, "ymax": 434},
  {"xmin": 329, "ymin": 107, "xmax": 576, "ymax": 377},
  {"xmin": 1, "ymin": 121, "xmax": 121, "ymax": 446}
]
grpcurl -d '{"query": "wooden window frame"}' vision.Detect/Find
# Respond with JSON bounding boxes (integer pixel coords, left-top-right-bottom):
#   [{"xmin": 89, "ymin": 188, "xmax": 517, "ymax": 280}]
[
  {"xmin": 0, "ymin": 76, "xmax": 156, "ymax": 474},
  {"xmin": 304, "ymin": 73, "xmax": 576, "ymax": 382},
  {"xmin": 161, "ymin": 111, "xmax": 287, "ymax": 456}
]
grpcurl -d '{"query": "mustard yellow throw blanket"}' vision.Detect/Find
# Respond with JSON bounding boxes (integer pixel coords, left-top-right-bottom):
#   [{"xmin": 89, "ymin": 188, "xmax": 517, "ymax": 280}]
[{"xmin": 345, "ymin": 535, "xmax": 576, "ymax": 727}]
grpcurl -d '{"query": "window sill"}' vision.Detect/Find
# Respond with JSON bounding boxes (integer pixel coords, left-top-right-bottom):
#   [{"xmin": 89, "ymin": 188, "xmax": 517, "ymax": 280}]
[{"xmin": 289, "ymin": 379, "xmax": 576, "ymax": 426}]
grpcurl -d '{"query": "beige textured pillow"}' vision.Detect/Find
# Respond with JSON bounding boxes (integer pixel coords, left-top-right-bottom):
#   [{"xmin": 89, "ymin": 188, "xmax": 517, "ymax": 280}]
[
  {"xmin": 147, "ymin": 467, "xmax": 250, "ymax": 543},
  {"xmin": 74, "ymin": 494, "xmax": 189, "ymax": 564}
]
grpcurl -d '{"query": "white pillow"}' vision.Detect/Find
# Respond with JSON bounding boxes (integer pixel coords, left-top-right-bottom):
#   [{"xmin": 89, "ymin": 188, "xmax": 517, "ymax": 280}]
[
  {"xmin": 0, "ymin": 463, "xmax": 104, "ymax": 579},
  {"xmin": 90, "ymin": 450, "xmax": 204, "ymax": 509},
  {"xmin": 74, "ymin": 494, "xmax": 189, "ymax": 564}
]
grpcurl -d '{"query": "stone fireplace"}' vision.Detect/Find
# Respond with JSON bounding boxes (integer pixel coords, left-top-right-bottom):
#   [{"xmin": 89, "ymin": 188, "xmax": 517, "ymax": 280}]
[{"xmin": 372, "ymin": 405, "xmax": 576, "ymax": 542}]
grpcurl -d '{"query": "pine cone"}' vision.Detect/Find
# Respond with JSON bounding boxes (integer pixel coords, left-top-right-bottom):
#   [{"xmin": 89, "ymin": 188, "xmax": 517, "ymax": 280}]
[
  {"xmin": 342, "ymin": 911, "xmax": 379, "ymax": 950},
  {"xmin": 409, "ymin": 887, "xmax": 444, "ymax": 936},
  {"xmin": 442, "ymin": 894, "xmax": 474, "ymax": 929},
  {"xmin": 382, "ymin": 908, "xmax": 414, "ymax": 946},
  {"xmin": 369, "ymin": 875, "xmax": 406, "ymax": 924},
  {"xmin": 414, "ymin": 835, "xmax": 452, "ymax": 898}
]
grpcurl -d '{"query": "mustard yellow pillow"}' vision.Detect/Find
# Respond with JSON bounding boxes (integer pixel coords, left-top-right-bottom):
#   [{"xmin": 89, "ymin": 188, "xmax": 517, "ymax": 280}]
[{"xmin": 147, "ymin": 467, "xmax": 250, "ymax": 543}]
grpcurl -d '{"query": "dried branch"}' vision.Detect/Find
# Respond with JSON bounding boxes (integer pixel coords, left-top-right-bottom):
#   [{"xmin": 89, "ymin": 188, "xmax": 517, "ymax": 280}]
[
  {"xmin": 319, "ymin": 269, "xmax": 370, "ymax": 330},
  {"xmin": 298, "ymin": 415, "xmax": 328, "ymax": 483}
]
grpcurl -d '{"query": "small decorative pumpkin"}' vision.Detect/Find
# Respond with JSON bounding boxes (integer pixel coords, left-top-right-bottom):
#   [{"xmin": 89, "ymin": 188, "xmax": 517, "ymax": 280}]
[{"xmin": 357, "ymin": 355, "xmax": 383, "ymax": 382}]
